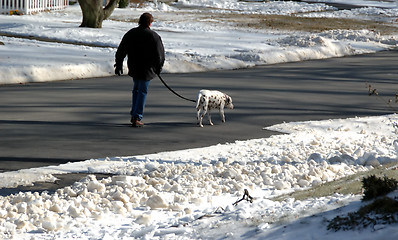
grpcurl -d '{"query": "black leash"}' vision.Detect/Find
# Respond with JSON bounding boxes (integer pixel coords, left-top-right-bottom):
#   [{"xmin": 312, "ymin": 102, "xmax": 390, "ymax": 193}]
[{"xmin": 157, "ymin": 74, "xmax": 196, "ymax": 103}]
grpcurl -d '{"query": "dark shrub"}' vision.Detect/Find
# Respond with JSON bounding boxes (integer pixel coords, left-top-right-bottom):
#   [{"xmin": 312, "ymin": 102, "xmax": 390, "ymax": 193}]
[
  {"xmin": 327, "ymin": 197, "xmax": 398, "ymax": 231},
  {"xmin": 362, "ymin": 175, "xmax": 398, "ymax": 201},
  {"xmin": 119, "ymin": 0, "xmax": 129, "ymax": 8}
]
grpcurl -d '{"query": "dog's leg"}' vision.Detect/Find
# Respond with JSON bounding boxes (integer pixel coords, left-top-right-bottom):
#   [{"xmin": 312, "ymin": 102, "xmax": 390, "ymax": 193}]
[
  {"xmin": 197, "ymin": 108, "xmax": 203, "ymax": 127},
  {"xmin": 199, "ymin": 106, "xmax": 207, "ymax": 128},
  {"xmin": 197, "ymin": 95, "xmax": 206, "ymax": 127},
  {"xmin": 199, "ymin": 112, "xmax": 204, "ymax": 128},
  {"xmin": 219, "ymin": 102, "xmax": 226, "ymax": 123},
  {"xmin": 200, "ymin": 107, "xmax": 208, "ymax": 127},
  {"xmin": 207, "ymin": 110, "xmax": 213, "ymax": 126},
  {"xmin": 219, "ymin": 107, "xmax": 226, "ymax": 123}
]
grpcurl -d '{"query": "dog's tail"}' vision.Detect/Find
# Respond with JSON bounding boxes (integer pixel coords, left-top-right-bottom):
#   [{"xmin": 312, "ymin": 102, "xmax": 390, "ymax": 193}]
[{"xmin": 196, "ymin": 93, "xmax": 204, "ymax": 110}]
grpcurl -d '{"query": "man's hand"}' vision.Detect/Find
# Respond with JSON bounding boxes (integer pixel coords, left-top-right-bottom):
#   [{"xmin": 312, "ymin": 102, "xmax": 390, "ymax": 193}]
[{"xmin": 114, "ymin": 64, "xmax": 123, "ymax": 76}]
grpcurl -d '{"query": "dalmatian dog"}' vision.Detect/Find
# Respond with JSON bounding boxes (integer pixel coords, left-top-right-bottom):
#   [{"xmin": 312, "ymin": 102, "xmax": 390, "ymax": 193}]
[{"xmin": 196, "ymin": 89, "xmax": 234, "ymax": 127}]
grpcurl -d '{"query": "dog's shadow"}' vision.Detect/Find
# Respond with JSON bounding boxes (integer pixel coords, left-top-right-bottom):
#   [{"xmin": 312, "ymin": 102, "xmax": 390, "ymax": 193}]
[{"xmin": 144, "ymin": 121, "xmax": 196, "ymax": 127}]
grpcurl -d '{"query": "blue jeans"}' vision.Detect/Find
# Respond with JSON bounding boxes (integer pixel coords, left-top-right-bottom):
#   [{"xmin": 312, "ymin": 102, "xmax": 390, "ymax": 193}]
[{"xmin": 130, "ymin": 79, "xmax": 150, "ymax": 121}]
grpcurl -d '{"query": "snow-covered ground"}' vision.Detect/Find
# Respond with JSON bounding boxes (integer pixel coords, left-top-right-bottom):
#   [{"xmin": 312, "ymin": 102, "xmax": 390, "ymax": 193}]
[
  {"xmin": 1, "ymin": 114, "xmax": 398, "ymax": 239},
  {"xmin": 0, "ymin": 0, "xmax": 397, "ymax": 84},
  {"xmin": 1, "ymin": 0, "xmax": 398, "ymax": 239}
]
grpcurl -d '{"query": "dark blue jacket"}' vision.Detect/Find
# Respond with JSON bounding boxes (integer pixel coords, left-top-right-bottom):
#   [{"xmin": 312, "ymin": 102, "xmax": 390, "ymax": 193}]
[{"xmin": 115, "ymin": 25, "xmax": 165, "ymax": 80}]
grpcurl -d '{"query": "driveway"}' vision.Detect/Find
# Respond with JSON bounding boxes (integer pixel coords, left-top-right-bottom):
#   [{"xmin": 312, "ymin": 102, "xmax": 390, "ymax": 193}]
[{"xmin": 0, "ymin": 49, "xmax": 397, "ymax": 172}]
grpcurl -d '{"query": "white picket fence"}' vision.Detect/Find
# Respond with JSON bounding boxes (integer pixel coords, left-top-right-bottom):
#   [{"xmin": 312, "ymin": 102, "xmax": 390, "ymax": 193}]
[{"xmin": 0, "ymin": 0, "xmax": 69, "ymax": 15}]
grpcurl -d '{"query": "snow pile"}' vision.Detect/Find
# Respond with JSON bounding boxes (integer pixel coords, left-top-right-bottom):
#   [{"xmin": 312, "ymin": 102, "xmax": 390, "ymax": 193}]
[
  {"xmin": 304, "ymin": 6, "xmax": 398, "ymax": 20},
  {"xmin": 267, "ymin": 115, "xmax": 398, "ymax": 166},
  {"xmin": 0, "ymin": 114, "xmax": 397, "ymax": 239},
  {"xmin": 308, "ymin": 0, "xmax": 398, "ymax": 9}
]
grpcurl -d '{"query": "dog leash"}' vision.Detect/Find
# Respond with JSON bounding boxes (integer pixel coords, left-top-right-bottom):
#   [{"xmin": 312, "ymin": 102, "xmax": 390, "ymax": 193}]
[{"xmin": 157, "ymin": 74, "xmax": 196, "ymax": 103}]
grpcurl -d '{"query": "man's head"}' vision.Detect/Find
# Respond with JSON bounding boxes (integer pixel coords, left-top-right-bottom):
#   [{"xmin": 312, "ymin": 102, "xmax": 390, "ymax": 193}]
[{"xmin": 139, "ymin": 13, "xmax": 154, "ymax": 28}]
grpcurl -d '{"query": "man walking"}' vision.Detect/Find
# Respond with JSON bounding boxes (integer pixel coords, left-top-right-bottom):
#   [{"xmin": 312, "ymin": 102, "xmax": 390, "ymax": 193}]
[{"xmin": 115, "ymin": 12, "xmax": 165, "ymax": 127}]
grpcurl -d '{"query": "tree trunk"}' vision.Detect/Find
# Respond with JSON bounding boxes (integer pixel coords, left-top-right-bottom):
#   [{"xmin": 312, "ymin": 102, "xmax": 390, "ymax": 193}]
[{"xmin": 78, "ymin": 0, "xmax": 119, "ymax": 28}]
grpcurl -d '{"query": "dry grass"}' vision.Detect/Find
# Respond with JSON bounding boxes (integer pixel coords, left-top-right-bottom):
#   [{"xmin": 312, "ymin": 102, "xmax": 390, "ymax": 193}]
[
  {"xmin": 273, "ymin": 163, "xmax": 398, "ymax": 202},
  {"xmin": 223, "ymin": 14, "xmax": 398, "ymax": 34}
]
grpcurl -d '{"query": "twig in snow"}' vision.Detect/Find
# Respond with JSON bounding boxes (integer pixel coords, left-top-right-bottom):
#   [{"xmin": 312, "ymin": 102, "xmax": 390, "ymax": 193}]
[{"xmin": 233, "ymin": 189, "xmax": 253, "ymax": 206}]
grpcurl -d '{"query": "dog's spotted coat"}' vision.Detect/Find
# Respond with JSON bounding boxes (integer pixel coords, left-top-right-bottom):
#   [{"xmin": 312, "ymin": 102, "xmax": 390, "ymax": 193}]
[{"xmin": 196, "ymin": 89, "xmax": 234, "ymax": 127}]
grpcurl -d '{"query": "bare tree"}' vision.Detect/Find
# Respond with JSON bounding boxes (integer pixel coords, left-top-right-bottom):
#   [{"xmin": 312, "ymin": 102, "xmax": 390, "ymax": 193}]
[{"xmin": 78, "ymin": 0, "xmax": 120, "ymax": 28}]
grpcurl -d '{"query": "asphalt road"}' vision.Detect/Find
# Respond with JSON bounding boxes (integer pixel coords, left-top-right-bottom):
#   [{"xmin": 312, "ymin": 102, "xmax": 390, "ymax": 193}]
[{"xmin": 1, "ymin": 49, "xmax": 397, "ymax": 172}]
